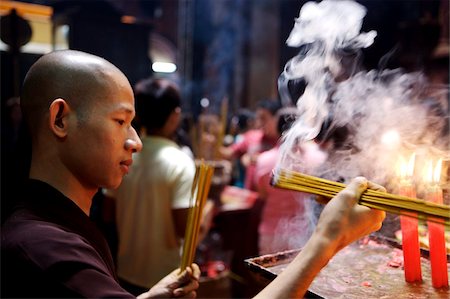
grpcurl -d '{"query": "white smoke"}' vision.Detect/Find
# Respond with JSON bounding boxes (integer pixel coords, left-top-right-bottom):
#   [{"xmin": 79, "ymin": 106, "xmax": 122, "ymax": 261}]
[
  {"xmin": 270, "ymin": 0, "xmax": 449, "ymax": 251},
  {"xmin": 278, "ymin": 0, "xmax": 449, "ymax": 184},
  {"xmin": 286, "ymin": 0, "xmax": 376, "ymax": 50}
]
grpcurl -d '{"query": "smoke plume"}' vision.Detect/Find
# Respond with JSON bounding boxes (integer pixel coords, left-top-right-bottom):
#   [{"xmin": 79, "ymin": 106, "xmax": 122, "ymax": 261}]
[
  {"xmin": 271, "ymin": 0, "xmax": 449, "ymax": 248},
  {"xmin": 278, "ymin": 0, "xmax": 448, "ymax": 184}
]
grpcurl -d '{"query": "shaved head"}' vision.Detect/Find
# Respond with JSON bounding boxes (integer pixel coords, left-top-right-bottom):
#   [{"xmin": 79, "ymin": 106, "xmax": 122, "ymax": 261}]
[
  {"xmin": 15, "ymin": 49, "xmax": 141, "ymax": 212},
  {"xmin": 21, "ymin": 50, "xmax": 128, "ymax": 137}
]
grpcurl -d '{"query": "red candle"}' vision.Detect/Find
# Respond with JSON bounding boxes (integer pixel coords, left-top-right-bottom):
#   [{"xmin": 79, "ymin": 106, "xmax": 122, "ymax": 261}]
[
  {"xmin": 425, "ymin": 160, "xmax": 448, "ymax": 289},
  {"xmin": 399, "ymin": 185, "xmax": 422, "ymax": 283},
  {"xmin": 398, "ymin": 154, "xmax": 422, "ymax": 283}
]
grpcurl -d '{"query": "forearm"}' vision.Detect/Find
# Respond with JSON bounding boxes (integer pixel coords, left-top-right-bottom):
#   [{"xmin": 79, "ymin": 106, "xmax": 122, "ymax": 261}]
[
  {"xmin": 253, "ymin": 234, "xmax": 337, "ymax": 299},
  {"xmin": 254, "ymin": 177, "xmax": 386, "ymax": 299}
]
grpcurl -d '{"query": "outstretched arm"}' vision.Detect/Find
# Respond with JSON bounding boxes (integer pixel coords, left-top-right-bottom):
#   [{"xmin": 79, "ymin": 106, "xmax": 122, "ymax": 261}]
[{"xmin": 254, "ymin": 177, "xmax": 386, "ymax": 299}]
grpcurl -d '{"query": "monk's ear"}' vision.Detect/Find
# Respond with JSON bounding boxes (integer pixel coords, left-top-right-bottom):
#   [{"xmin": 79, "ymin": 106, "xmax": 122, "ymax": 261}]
[{"xmin": 49, "ymin": 98, "xmax": 71, "ymax": 138}]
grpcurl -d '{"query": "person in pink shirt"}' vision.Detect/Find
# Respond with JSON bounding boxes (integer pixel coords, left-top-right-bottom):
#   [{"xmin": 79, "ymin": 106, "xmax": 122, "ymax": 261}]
[
  {"xmin": 220, "ymin": 99, "xmax": 281, "ymax": 191},
  {"xmin": 254, "ymin": 108, "xmax": 328, "ymax": 254}
]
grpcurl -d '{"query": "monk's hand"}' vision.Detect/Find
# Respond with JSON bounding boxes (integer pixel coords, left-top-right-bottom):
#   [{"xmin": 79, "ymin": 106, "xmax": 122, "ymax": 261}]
[
  {"xmin": 314, "ymin": 177, "xmax": 386, "ymax": 254},
  {"xmin": 138, "ymin": 264, "xmax": 201, "ymax": 298}
]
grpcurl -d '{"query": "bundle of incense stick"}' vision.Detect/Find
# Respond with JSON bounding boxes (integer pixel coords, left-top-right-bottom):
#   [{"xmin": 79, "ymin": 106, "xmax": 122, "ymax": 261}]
[
  {"xmin": 271, "ymin": 168, "xmax": 450, "ymax": 227},
  {"xmin": 180, "ymin": 162, "xmax": 214, "ymax": 271}
]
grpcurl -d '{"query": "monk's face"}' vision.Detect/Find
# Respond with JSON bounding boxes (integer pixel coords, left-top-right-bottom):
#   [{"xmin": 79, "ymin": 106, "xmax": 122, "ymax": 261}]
[{"xmin": 63, "ymin": 70, "xmax": 142, "ymax": 190}]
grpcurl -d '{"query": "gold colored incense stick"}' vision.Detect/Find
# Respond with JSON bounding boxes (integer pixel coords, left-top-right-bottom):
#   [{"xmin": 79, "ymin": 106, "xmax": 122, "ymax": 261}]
[
  {"xmin": 180, "ymin": 170, "xmax": 198, "ymax": 271},
  {"xmin": 271, "ymin": 168, "xmax": 450, "ymax": 227},
  {"xmin": 186, "ymin": 164, "xmax": 206, "ymax": 268},
  {"xmin": 180, "ymin": 162, "xmax": 214, "ymax": 271},
  {"xmin": 188, "ymin": 165, "xmax": 214, "ymax": 266}
]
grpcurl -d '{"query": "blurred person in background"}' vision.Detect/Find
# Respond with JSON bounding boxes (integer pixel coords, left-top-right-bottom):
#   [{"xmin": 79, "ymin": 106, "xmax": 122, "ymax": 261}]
[
  {"xmin": 254, "ymin": 108, "xmax": 329, "ymax": 254},
  {"xmin": 223, "ymin": 108, "xmax": 256, "ymax": 187},
  {"xmin": 174, "ymin": 114, "xmax": 196, "ymax": 159},
  {"xmin": 226, "ymin": 108, "xmax": 256, "ymax": 145},
  {"xmin": 104, "ymin": 78, "xmax": 214, "ymax": 295},
  {"xmin": 220, "ymin": 99, "xmax": 281, "ymax": 191}
]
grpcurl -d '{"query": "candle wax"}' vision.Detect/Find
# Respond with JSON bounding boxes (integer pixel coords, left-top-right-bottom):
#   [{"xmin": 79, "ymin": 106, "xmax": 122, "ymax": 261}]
[
  {"xmin": 399, "ymin": 185, "xmax": 422, "ymax": 283},
  {"xmin": 426, "ymin": 187, "xmax": 449, "ymax": 289}
]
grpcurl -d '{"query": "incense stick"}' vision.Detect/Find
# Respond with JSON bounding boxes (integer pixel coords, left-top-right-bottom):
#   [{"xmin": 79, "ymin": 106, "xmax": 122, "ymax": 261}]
[
  {"xmin": 271, "ymin": 169, "xmax": 450, "ymax": 227},
  {"xmin": 180, "ymin": 162, "xmax": 214, "ymax": 271},
  {"xmin": 215, "ymin": 97, "xmax": 228, "ymax": 159}
]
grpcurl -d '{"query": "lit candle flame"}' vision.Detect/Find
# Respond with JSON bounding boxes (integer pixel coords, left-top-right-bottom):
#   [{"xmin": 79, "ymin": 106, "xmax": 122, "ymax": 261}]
[
  {"xmin": 398, "ymin": 153, "xmax": 415, "ymax": 179},
  {"xmin": 425, "ymin": 159, "xmax": 442, "ymax": 184}
]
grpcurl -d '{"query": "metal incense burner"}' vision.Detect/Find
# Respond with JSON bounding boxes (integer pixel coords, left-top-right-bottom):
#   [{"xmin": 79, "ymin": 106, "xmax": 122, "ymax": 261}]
[{"xmin": 245, "ymin": 235, "xmax": 449, "ymax": 298}]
